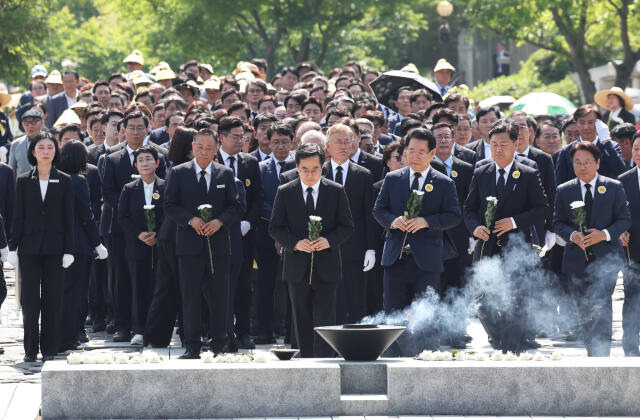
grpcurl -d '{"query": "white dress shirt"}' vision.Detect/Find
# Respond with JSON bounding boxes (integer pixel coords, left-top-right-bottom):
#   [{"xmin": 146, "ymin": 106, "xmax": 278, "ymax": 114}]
[
  {"xmin": 575, "ymin": 173, "xmax": 610, "ymax": 241},
  {"xmin": 516, "ymin": 146, "xmax": 530, "ymax": 158},
  {"xmin": 482, "ymin": 140, "xmax": 491, "ymax": 160},
  {"xmin": 39, "ymin": 180, "xmax": 48, "ymax": 201},
  {"xmin": 496, "ymin": 160, "xmax": 517, "ymax": 229},
  {"xmin": 409, "ymin": 166, "xmax": 430, "ymax": 191},
  {"xmin": 143, "ymin": 180, "xmax": 154, "ymax": 206},
  {"xmin": 331, "ymin": 159, "xmax": 349, "ymax": 185},
  {"xmin": 301, "ymin": 179, "xmax": 321, "ymax": 207},
  {"xmin": 257, "ymin": 148, "xmax": 270, "ymax": 161},
  {"xmin": 350, "ymin": 148, "xmax": 361, "ymax": 164},
  {"xmin": 193, "ymin": 159, "xmax": 212, "ymax": 190},
  {"xmin": 126, "ymin": 145, "xmax": 136, "ymax": 166},
  {"xmin": 219, "ymin": 149, "xmax": 238, "ymax": 174},
  {"xmin": 65, "ymin": 91, "xmax": 79, "ymax": 108}
]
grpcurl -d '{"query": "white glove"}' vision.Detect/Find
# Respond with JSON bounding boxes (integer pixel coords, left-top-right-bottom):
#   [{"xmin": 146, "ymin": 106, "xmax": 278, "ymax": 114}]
[
  {"xmin": 7, "ymin": 251, "xmax": 18, "ymax": 267},
  {"xmin": 468, "ymin": 237, "xmax": 476, "ymax": 255},
  {"xmin": 240, "ymin": 221, "xmax": 251, "ymax": 236},
  {"xmin": 0, "ymin": 146, "xmax": 7, "ymax": 163},
  {"xmin": 363, "ymin": 250, "xmax": 376, "ymax": 272},
  {"xmin": 544, "ymin": 231, "xmax": 556, "ymax": 250},
  {"xmin": 95, "ymin": 244, "xmax": 109, "ymax": 260},
  {"xmin": 595, "ymin": 119, "xmax": 610, "ymax": 140},
  {"xmin": 62, "ymin": 254, "xmax": 74, "ymax": 268},
  {"xmin": 0, "ymin": 246, "xmax": 8, "ymax": 262}
]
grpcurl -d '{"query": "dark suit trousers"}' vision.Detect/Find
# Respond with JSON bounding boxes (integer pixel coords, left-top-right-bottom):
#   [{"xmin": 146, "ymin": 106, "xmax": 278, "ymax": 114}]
[
  {"xmin": 19, "ymin": 255, "xmax": 64, "ymax": 357},
  {"xmin": 568, "ymin": 272, "xmax": 617, "ymax": 357},
  {"xmin": 255, "ymin": 221, "xmax": 279, "ymax": 337},
  {"xmin": 89, "ymin": 258, "xmax": 108, "ymax": 322},
  {"xmin": 144, "ymin": 240, "xmax": 182, "ymax": 347},
  {"xmin": 235, "ymin": 230, "xmax": 256, "ymax": 337},
  {"xmin": 128, "ymin": 249, "xmax": 156, "ymax": 335},
  {"xmin": 622, "ymin": 265, "xmax": 640, "ymax": 353},
  {"xmin": 112, "ymin": 232, "xmax": 132, "ymax": 332},
  {"xmin": 337, "ymin": 259, "xmax": 367, "ymax": 324},
  {"xmin": 0, "ymin": 262, "xmax": 6, "ymax": 310},
  {"xmin": 288, "ymin": 272, "xmax": 337, "ymax": 358},
  {"xmin": 60, "ymin": 256, "xmax": 91, "ymax": 350},
  {"xmin": 228, "ymin": 261, "xmax": 242, "ymax": 338},
  {"xmin": 178, "ymin": 251, "xmax": 229, "ymax": 349}
]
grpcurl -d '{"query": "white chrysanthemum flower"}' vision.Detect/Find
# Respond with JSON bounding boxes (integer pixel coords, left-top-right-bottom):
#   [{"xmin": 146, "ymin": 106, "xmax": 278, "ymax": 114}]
[
  {"xmin": 129, "ymin": 354, "xmax": 143, "ymax": 364},
  {"xmin": 142, "ymin": 351, "xmax": 161, "ymax": 363},
  {"xmin": 519, "ymin": 352, "xmax": 533, "ymax": 361},
  {"xmin": 131, "ymin": 174, "xmax": 141, "ymax": 179},
  {"xmin": 309, "ymin": 215, "xmax": 322, "ymax": 222},
  {"xmin": 533, "ymin": 353, "xmax": 546, "ymax": 361},
  {"xmin": 434, "ymin": 351, "xmax": 452, "ymax": 361},
  {"xmin": 490, "ymin": 351, "xmax": 503, "ymax": 361},
  {"xmin": 474, "ymin": 353, "xmax": 486, "ymax": 361},
  {"xmin": 252, "ymin": 353, "xmax": 271, "ymax": 363},
  {"xmin": 416, "ymin": 350, "xmax": 434, "ymax": 361},
  {"xmin": 143, "ymin": 204, "xmax": 155, "ymax": 210},
  {"xmin": 570, "ymin": 201, "xmax": 585, "ymax": 209},
  {"xmin": 67, "ymin": 352, "xmax": 83, "ymax": 365},
  {"xmin": 453, "ymin": 351, "xmax": 467, "ymax": 361},
  {"xmin": 201, "ymin": 351, "xmax": 215, "ymax": 363},
  {"xmin": 197, "ymin": 204, "xmax": 213, "ymax": 210},
  {"xmin": 486, "ymin": 196, "xmax": 498, "ymax": 205},
  {"xmin": 115, "ymin": 354, "xmax": 130, "ymax": 364},
  {"xmin": 550, "ymin": 352, "xmax": 562, "ymax": 360},
  {"xmin": 504, "ymin": 351, "xmax": 518, "ymax": 361}
]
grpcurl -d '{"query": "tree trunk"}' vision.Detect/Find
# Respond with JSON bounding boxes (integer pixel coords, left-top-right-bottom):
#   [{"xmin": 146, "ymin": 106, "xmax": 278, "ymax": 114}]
[{"xmin": 614, "ymin": 60, "xmax": 636, "ymax": 88}]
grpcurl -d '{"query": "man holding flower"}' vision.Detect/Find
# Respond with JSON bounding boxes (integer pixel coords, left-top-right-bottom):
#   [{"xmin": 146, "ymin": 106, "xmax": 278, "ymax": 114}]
[{"xmin": 553, "ymin": 141, "xmax": 631, "ymax": 356}]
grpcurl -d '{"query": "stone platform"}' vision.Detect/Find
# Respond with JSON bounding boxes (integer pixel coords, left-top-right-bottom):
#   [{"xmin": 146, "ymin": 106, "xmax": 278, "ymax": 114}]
[{"xmin": 41, "ymin": 357, "xmax": 640, "ymax": 419}]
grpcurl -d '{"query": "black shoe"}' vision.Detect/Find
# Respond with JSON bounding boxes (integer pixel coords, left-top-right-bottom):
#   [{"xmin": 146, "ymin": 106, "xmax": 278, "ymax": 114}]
[
  {"xmin": 212, "ymin": 342, "xmax": 230, "ymax": 356},
  {"xmin": 254, "ymin": 335, "xmax": 276, "ymax": 345},
  {"xmin": 42, "ymin": 355, "xmax": 55, "ymax": 362},
  {"xmin": 58, "ymin": 342, "xmax": 81, "ymax": 353},
  {"xmin": 237, "ymin": 335, "xmax": 255, "ymax": 349},
  {"xmin": 227, "ymin": 336, "xmax": 239, "ymax": 353},
  {"xmin": 0, "ymin": 347, "xmax": 4, "ymax": 355},
  {"xmin": 77, "ymin": 330, "xmax": 89, "ymax": 343},
  {"xmin": 92, "ymin": 320, "xmax": 106, "ymax": 333},
  {"xmin": 112, "ymin": 331, "xmax": 131, "ymax": 342},
  {"xmin": 447, "ymin": 337, "xmax": 467, "ymax": 349},
  {"xmin": 522, "ymin": 339, "xmax": 541, "ymax": 349},
  {"xmin": 24, "ymin": 355, "xmax": 37, "ymax": 363},
  {"xmin": 178, "ymin": 349, "xmax": 201, "ymax": 359},
  {"xmin": 105, "ymin": 321, "xmax": 117, "ymax": 335}
]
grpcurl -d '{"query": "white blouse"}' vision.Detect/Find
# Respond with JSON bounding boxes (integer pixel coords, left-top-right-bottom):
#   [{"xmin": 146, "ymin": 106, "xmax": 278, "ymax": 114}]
[{"xmin": 39, "ymin": 180, "xmax": 48, "ymax": 201}]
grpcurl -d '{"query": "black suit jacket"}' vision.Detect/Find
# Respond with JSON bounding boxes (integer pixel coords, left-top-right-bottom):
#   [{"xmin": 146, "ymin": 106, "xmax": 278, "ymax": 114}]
[
  {"xmin": 464, "ymin": 160, "xmax": 549, "ymax": 259},
  {"xmin": 555, "ymin": 138, "xmax": 626, "ymax": 186},
  {"xmin": 466, "ymin": 139, "xmax": 488, "ymax": 160},
  {"xmin": 87, "ymin": 143, "xmax": 107, "ymax": 166},
  {"xmin": 45, "ymin": 92, "xmax": 74, "ymax": 128},
  {"xmin": 118, "ymin": 177, "xmax": 165, "ymax": 260},
  {"xmin": 269, "ymin": 177, "xmax": 354, "ymax": 284},
  {"xmin": 85, "ymin": 163, "xmax": 101, "ymax": 222},
  {"xmin": 553, "ymin": 175, "xmax": 631, "ymax": 274},
  {"xmin": 147, "ymin": 127, "xmax": 170, "ymax": 146},
  {"xmin": 164, "ymin": 160, "xmax": 244, "ymax": 257},
  {"xmin": 216, "ymin": 151, "xmax": 264, "ymax": 226},
  {"xmin": 322, "ymin": 161, "xmax": 376, "ymax": 261},
  {"xmin": 102, "ymin": 147, "xmax": 167, "ymax": 234},
  {"xmin": 619, "ymin": 168, "xmax": 640, "ymax": 263},
  {"xmin": 70, "ymin": 173, "xmax": 100, "ymax": 256},
  {"xmin": 10, "ymin": 168, "xmax": 74, "ymax": 255},
  {"xmin": 603, "ymin": 109, "xmax": 636, "ymax": 125},
  {"xmin": 0, "ymin": 162, "xmax": 15, "ymax": 235},
  {"xmin": 524, "ymin": 146, "xmax": 556, "ymax": 241},
  {"xmin": 453, "ymin": 143, "xmax": 477, "ymax": 165},
  {"xmin": 353, "ymin": 150, "xmax": 384, "ymax": 182}
]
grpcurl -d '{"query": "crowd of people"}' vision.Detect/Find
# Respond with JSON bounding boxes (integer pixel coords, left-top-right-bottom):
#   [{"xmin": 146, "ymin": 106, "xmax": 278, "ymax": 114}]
[{"xmin": 0, "ymin": 50, "xmax": 639, "ymax": 362}]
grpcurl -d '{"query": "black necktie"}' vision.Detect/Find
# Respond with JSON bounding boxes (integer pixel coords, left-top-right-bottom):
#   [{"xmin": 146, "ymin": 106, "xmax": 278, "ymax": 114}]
[
  {"xmin": 277, "ymin": 161, "xmax": 286, "ymax": 171},
  {"xmin": 335, "ymin": 165, "xmax": 344, "ymax": 185},
  {"xmin": 518, "ymin": 153, "xmax": 526, "ymax": 158},
  {"xmin": 305, "ymin": 187, "xmax": 315, "ymax": 214},
  {"xmin": 199, "ymin": 170, "xmax": 208, "ymax": 195},
  {"xmin": 497, "ymin": 168, "xmax": 506, "ymax": 201},
  {"xmin": 584, "ymin": 183, "xmax": 593, "ymax": 227},
  {"xmin": 228, "ymin": 156, "xmax": 236, "ymax": 175},
  {"xmin": 411, "ymin": 172, "xmax": 421, "ymax": 191}
]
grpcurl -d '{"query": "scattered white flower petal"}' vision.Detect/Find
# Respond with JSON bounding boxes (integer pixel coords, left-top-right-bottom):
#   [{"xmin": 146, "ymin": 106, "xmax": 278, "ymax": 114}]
[
  {"xmin": 534, "ymin": 353, "xmax": 546, "ymax": 361},
  {"xmin": 143, "ymin": 204, "xmax": 155, "ymax": 210},
  {"xmin": 197, "ymin": 204, "xmax": 213, "ymax": 210},
  {"xmin": 504, "ymin": 351, "xmax": 518, "ymax": 361},
  {"xmin": 115, "ymin": 354, "xmax": 130, "ymax": 364},
  {"xmin": 490, "ymin": 351, "xmax": 503, "ymax": 361},
  {"xmin": 519, "ymin": 352, "xmax": 533, "ymax": 361},
  {"xmin": 67, "ymin": 352, "xmax": 83, "ymax": 365},
  {"xmin": 550, "ymin": 352, "xmax": 562, "ymax": 360},
  {"xmin": 416, "ymin": 350, "xmax": 434, "ymax": 361},
  {"xmin": 201, "ymin": 351, "xmax": 215, "ymax": 363},
  {"xmin": 473, "ymin": 353, "xmax": 486, "ymax": 361},
  {"xmin": 309, "ymin": 215, "xmax": 322, "ymax": 222},
  {"xmin": 486, "ymin": 196, "xmax": 498, "ymax": 205}
]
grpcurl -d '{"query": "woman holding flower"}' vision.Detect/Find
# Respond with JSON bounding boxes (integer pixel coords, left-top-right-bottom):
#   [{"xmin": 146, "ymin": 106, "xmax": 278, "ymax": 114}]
[{"xmin": 118, "ymin": 146, "xmax": 165, "ymax": 346}]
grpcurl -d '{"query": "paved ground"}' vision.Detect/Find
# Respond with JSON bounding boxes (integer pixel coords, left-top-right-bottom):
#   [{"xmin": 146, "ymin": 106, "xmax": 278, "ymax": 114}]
[{"xmin": 0, "ymin": 263, "xmax": 632, "ymax": 419}]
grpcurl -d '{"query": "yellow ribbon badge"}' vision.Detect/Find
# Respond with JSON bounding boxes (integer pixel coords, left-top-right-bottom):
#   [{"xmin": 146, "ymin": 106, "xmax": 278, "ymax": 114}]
[{"xmin": 425, "ymin": 183, "xmax": 434, "ymax": 192}]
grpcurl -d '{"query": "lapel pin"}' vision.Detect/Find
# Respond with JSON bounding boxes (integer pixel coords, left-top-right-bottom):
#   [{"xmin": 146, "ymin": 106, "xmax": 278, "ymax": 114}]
[
  {"xmin": 450, "ymin": 170, "xmax": 458, "ymax": 178},
  {"xmin": 425, "ymin": 183, "xmax": 434, "ymax": 192},
  {"xmin": 512, "ymin": 170, "xmax": 520, "ymax": 179},
  {"xmin": 152, "ymin": 192, "xmax": 160, "ymax": 200},
  {"xmin": 598, "ymin": 185, "xmax": 606, "ymax": 194}
]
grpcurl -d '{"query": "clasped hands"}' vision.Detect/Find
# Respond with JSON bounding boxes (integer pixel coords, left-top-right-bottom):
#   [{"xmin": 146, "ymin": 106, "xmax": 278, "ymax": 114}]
[
  {"xmin": 294, "ymin": 237, "xmax": 330, "ymax": 253},
  {"xmin": 189, "ymin": 216, "xmax": 223, "ymax": 236},
  {"xmin": 571, "ymin": 228, "xmax": 607, "ymax": 250},
  {"xmin": 391, "ymin": 216, "xmax": 428, "ymax": 233},
  {"xmin": 137, "ymin": 231, "xmax": 157, "ymax": 246},
  {"xmin": 473, "ymin": 218, "xmax": 515, "ymax": 241}
]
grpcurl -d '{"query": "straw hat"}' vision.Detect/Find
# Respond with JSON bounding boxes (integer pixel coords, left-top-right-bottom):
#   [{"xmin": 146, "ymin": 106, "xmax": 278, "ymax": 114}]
[
  {"xmin": 123, "ymin": 49, "xmax": 144, "ymax": 65},
  {"xmin": 594, "ymin": 86, "xmax": 634, "ymax": 111},
  {"xmin": 54, "ymin": 109, "xmax": 82, "ymax": 127},
  {"xmin": 433, "ymin": 58, "xmax": 455, "ymax": 73},
  {"xmin": 69, "ymin": 100, "xmax": 88, "ymax": 110},
  {"xmin": 44, "ymin": 70, "xmax": 63, "ymax": 85},
  {"xmin": 203, "ymin": 77, "xmax": 221, "ymax": 91},
  {"xmin": 400, "ymin": 63, "xmax": 419, "ymax": 73}
]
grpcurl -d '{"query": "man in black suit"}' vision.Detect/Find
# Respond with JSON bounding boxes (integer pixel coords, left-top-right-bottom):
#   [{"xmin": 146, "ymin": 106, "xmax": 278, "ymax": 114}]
[
  {"xmin": 269, "ymin": 143, "xmax": 354, "ymax": 357},
  {"xmin": 102, "ymin": 111, "xmax": 167, "ymax": 342},
  {"xmin": 322, "ymin": 123, "xmax": 376, "ymax": 324},
  {"xmin": 555, "ymin": 105, "xmax": 626, "ymax": 186},
  {"xmin": 251, "ymin": 113, "xmax": 278, "ymax": 161},
  {"xmin": 87, "ymin": 110, "xmax": 123, "ymax": 165},
  {"xmin": 347, "ymin": 120, "xmax": 384, "ymax": 182},
  {"xmin": 464, "ymin": 120, "xmax": 549, "ymax": 353},
  {"xmin": 165, "ymin": 128, "xmax": 244, "ymax": 358},
  {"xmin": 554, "ymin": 141, "xmax": 631, "ymax": 356},
  {"xmin": 373, "ymin": 128, "xmax": 461, "ymax": 353},
  {"xmin": 254, "ymin": 122, "xmax": 295, "ymax": 344},
  {"xmin": 619, "ymin": 133, "xmax": 640, "ymax": 356},
  {"xmin": 431, "ymin": 108, "xmax": 477, "ymax": 165},
  {"xmin": 465, "ymin": 107, "xmax": 500, "ymax": 161},
  {"xmin": 216, "ymin": 116, "xmax": 264, "ymax": 349},
  {"xmin": 45, "ymin": 70, "xmax": 80, "ymax": 128},
  {"xmin": 0, "ymin": 162, "xmax": 13, "ymax": 355}
]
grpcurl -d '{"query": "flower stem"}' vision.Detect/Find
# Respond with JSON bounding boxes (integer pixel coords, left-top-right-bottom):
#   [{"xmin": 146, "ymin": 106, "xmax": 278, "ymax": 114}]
[
  {"xmin": 399, "ymin": 232, "xmax": 408, "ymax": 260},
  {"xmin": 309, "ymin": 251, "xmax": 314, "ymax": 285},
  {"xmin": 206, "ymin": 237, "xmax": 214, "ymax": 275},
  {"xmin": 480, "ymin": 239, "xmax": 486, "ymax": 259},
  {"xmin": 626, "ymin": 245, "xmax": 631, "ymax": 265}
]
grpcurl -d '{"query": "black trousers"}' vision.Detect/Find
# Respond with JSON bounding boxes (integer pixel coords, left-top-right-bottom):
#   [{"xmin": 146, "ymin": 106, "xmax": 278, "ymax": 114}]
[
  {"xmin": 178, "ymin": 252, "xmax": 229, "ymax": 350},
  {"xmin": 366, "ymin": 254, "xmax": 384, "ymax": 316},
  {"xmin": 89, "ymin": 257, "xmax": 108, "ymax": 323},
  {"xmin": 227, "ymin": 261, "xmax": 242, "ymax": 338},
  {"xmin": 623, "ymin": 263, "xmax": 640, "ymax": 354},
  {"xmin": 19, "ymin": 254, "xmax": 64, "ymax": 357},
  {"xmin": 128, "ymin": 248, "xmax": 157, "ymax": 335},
  {"xmin": 111, "ymin": 232, "xmax": 132, "ymax": 333},
  {"xmin": 255, "ymin": 229, "xmax": 279, "ymax": 337},
  {"xmin": 60, "ymin": 256, "xmax": 91, "ymax": 350},
  {"xmin": 288, "ymin": 272, "xmax": 337, "ymax": 358},
  {"xmin": 568, "ymin": 272, "xmax": 617, "ymax": 357},
  {"xmin": 337, "ymin": 258, "xmax": 367, "ymax": 324},
  {"xmin": 234, "ymin": 231, "xmax": 256, "ymax": 337},
  {"xmin": 144, "ymin": 240, "xmax": 182, "ymax": 347},
  {"xmin": 0, "ymin": 262, "xmax": 6, "ymax": 310}
]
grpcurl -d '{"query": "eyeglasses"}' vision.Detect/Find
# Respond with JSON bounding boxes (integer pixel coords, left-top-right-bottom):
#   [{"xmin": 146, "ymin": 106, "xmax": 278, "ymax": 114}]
[
  {"xmin": 126, "ymin": 125, "xmax": 147, "ymax": 132},
  {"xmin": 299, "ymin": 168, "xmax": 321, "ymax": 175},
  {"xmin": 226, "ymin": 134, "xmax": 244, "ymax": 141},
  {"xmin": 22, "ymin": 119, "xmax": 42, "ymax": 126}
]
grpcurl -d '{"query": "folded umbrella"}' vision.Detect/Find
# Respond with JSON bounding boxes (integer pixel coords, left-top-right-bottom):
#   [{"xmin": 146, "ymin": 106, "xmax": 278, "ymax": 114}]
[{"xmin": 369, "ymin": 70, "xmax": 443, "ymax": 109}]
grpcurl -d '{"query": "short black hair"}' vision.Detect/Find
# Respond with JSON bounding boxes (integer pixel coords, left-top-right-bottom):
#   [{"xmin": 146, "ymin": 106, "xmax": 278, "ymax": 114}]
[
  {"xmin": 133, "ymin": 145, "xmax": 159, "ymax": 162},
  {"xmin": 476, "ymin": 106, "xmax": 500, "ymax": 122},
  {"xmin": 221, "ymin": 89, "xmax": 240, "ymax": 104},
  {"xmin": 101, "ymin": 109, "xmax": 124, "ymax": 125},
  {"xmin": 399, "ymin": 118, "xmax": 423, "ymax": 138},
  {"xmin": 89, "ymin": 113, "xmax": 105, "ymax": 131},
  {"xmin": 122, "ymin": 111, "xmax": 149, "ymax": 128},
  {"xmin": 569, "ymin": 141, "xmax": 601, "ymax": 161},
  {"xmin": 267, "ymin": 122, "xmax": 294, "ymax": 141},
  {"xmin": 431, "ymin": 108, "xmax": 458, "ymax": 126},
  {"xmin": 574, "ymin": 104, "xmax": 602, "ymax": 121},
  {"xmin": 92, "ymin": 80, "xmax": 110, "ymax": 94},
  {"xmin": 410, "ymin": 89, "xmax": 433, "ymax": 104},
  {"xmin": 301, "ymin": 96, "xmax": 323, "ymax": 112},
  {"xmin": 58, "ymin": 124, "xmax": 82, "ymax": 143},
  {"xmin": 218, "ymin": 116, "xmax": 244, "ymax": 135},
  {"xmin": 284, "ymin": 93, "xmax": 306, "ymax": 109},
  {"xmin": 28, "ymin": 131, "xmax": 60, "ymax": 166},
  {"xmin": 227, "ymin": 101, "xmax": 251, "ymax": 119},
  {"xmin": 56, "ymin": 140, "xmax": 87, "ymax": 174},
  {"xmin": 488, "ymin": 119, "xmax": 519, "ymax": 142},
  {"xmin": 610, "ymin": 123, "xmax": 637, "ymax": 142},
  {"xmin": 443, "ymin": 92, "xmax": 470, "ymax": 110},
  {"xmin": 108, "ymin": 73, "xmax": 125, "ymax": 83},
  {"xmin": 62, "ymin": 70, "xmax": 79, "ymax": 81},
  {"xmin": 405, "ymin": 128, "xmax": 436, "ymax": 151},
  {"xmin": 164, "ymin": 111, "xmax": 185, "ymax": 128},
  {"xmin": 424, "ymin": 102, "xmax": 446, "ymax": 121},
  {"xmin": 253, "ymin": 112, "xmax": 277, "ymax": 129},
  {"xmin": 281, "ymin": 66, "xmax": 300, "ymax": 78},
  {"xmin": 295, "ymin": 142, "xmax": 325, "ymax": 165},
  {"xmin": 394, "ymin": 86, "xmax": 413, "ymax": 101}
]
